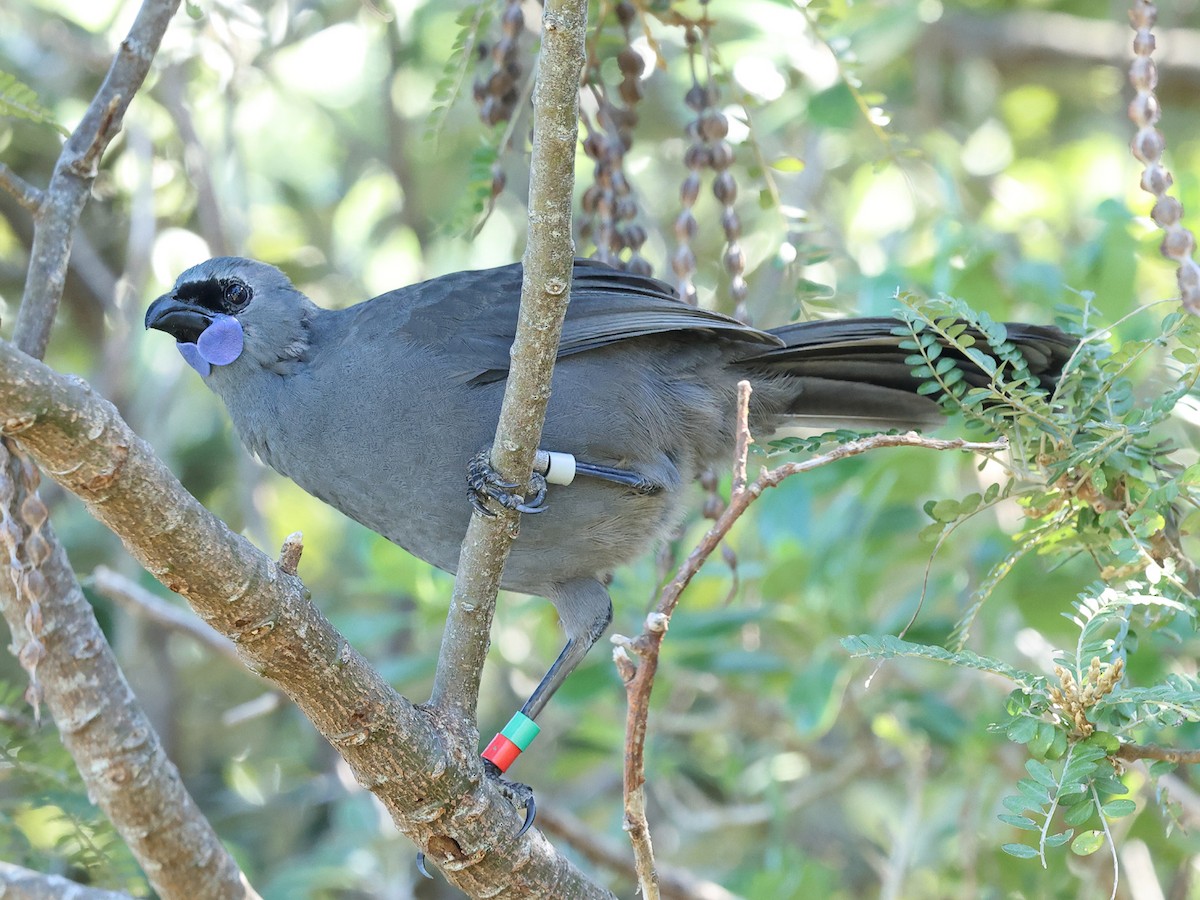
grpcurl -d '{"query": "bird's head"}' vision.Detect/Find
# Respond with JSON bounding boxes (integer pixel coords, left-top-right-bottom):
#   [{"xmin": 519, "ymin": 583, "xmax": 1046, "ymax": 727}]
[{"xmin": 145, "ymin": 257, "xmax": 316, "ymax": 378}]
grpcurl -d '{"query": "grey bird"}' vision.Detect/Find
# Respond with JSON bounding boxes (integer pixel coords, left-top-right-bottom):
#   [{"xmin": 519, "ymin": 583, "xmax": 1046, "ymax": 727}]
[{"xmin": 145, "ymin": 256, "xmax": 1073, "ymax": 800}]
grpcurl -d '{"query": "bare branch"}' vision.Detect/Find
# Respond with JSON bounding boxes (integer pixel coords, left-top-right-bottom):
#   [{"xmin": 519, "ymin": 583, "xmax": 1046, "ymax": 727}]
[
  {"xmin": 537, "ymin": 806, "xmax": 742, "ymax": 900},
  {"xmin": 621, "ymin": 430, "xmax": 1007, "ymax": 895},
  {"xmin": 430, "ymin": 0, "xmax": 590, "ymax": 719},
  {"xmin": 0, "ymin": 338, "xmax": 610, "ymax": 897},
  {"xmin": 13, "ymin": 0, "xmax": 181, "ymax": 359},
  {"xmin": 0, "ymin": 861, "xmax": 133, "ymax": 900},
  {"xmin": 89, "ymin": 565, "xmax": 245, "ymax": 669},
  {"xmin": 1116, "ymin": 741, "xmax": 1200, "ymax": 765},
  {"xmin": 0, "ymin": 447, "xmax": 258, "ymax": 899},
  {"xmin": 0, "ymin": 163, "xmax": 43, "ymax": 214},
  {"xmin": 0, "ymin": 3, "xmax": 265, "ymax": 897}
]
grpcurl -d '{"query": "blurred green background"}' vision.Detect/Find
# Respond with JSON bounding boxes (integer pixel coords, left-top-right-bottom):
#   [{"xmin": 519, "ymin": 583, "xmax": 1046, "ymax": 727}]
[{"xmin": 2, "ymin": 0, "xmax": 1200, "ymax": 897}]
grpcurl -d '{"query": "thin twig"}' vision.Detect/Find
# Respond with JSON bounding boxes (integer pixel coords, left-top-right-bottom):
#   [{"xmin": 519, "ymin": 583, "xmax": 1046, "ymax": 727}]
[
  {"xmin": 0, "ymin": 1, "xmax": 266, "ymax": 897},
  {"xmin": 429, "ymin": 0, "xmax": 590, "ymax": 721},
  {"xmin": 0, "ymin": 163, "xmax": 44, "ymax": 214},
  {"xmin": 0, "ymin": 861, "xmax": 133, "ymax": 900},
  {"xmin": 1116, "ymin": 741, "xmax": 1200, "ymax": 765},
  {"xmin": 537, "ymin": 806, "xmax": 742, "ymax": 900},
  {"xmin": 621, "ymin": 430, "xmax": 1006, "ymax": 896},
  {"xmin": 89, "ymin": 565, "xmax": 245, "ymax": 669},
  {"xmin": 13, "ymin": 0, "xmax": 182, "ymax": 359}
]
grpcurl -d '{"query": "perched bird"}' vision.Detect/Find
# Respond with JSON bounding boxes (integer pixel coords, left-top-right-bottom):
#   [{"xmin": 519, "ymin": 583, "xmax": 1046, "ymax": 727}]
[{"xmin": 146, "ymin": 257, "xmax": 1073, "ymax": 808}]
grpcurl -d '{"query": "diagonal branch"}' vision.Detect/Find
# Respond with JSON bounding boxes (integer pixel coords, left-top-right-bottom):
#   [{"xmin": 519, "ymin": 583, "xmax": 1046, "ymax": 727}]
[
  {"xmin": 619, "ymin": 423, "xmax": 1007, "ymax": 897},
  {"xmin": 429, "ymin": 0, "xmax": 590, "ymax": 718},
  {"xmin": 0, "ymin": 2, "xmax": 263, "ymax": 897},
  {"xmin": 13, "ymin": 0, "xmax": 181, "ymax": 359},
  {"xmin": 0, "ymin": 337, "xmax": 611, "ymax": 898},
  {"xmin": 0, "ymin": 162, "xmax": 43, "ymax": 214},
  {"xmin": 0, "ymin": 861, "xmax": 134, "ymax": 899},
  {"xmin": 89, "ymin": 564, "xmax": 245, "ymax": 669}
]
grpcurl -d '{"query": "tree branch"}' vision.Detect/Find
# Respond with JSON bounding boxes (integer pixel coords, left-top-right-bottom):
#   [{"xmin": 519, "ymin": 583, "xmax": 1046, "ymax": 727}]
[
  {"xmin": 0, "ymin": 861, "xmax": 133, "ymax": 900},
  {"xmin": 0, "ymin": 2, "xmax": 265, "ymax": 897},
  {"xmin": 620, "ymin": 428, "xmax": 1007, "ymax": 896},
  {"xmin": 429, "ymin": 0, "xmax": 589, "ymax": 718},
  {"xmin": 537, "ymin": 806, "xmax": 741, "ymax": 900},
  {"xmin": 0, "ymin": 337, "xmax": 611, "ymax": 897},
  {"xmin": 13, "ymin": 0, "xmax": 180, "ymax": 359},
  {"xmin": 0, "ymin": 163, "xmax": 44, "ymax": 215},
  {"xmin": 89, "ymin": 564, "xmax": 245, "ymax": 669},
  {"xmin": 1116, "ymin": 742, "xmax": 1200, "ymax": 765}
]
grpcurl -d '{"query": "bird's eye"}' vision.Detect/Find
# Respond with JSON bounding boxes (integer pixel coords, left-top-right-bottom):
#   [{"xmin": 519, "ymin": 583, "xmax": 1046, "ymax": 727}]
[{"xmin": 223, "ymin": 280, "xmax": 251, "ymax": 311}]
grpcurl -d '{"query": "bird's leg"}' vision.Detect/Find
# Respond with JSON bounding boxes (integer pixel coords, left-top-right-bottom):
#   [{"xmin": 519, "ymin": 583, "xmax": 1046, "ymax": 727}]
[
  {"xmin": 478, "ymin": 579, "xmax": 613, "ymax": 837},
  {"xmin": 573, "ymin": 461, "xmax": 663, "ymax": 494},
  {"xmin": 467, "ymin": 447, "xmax": 548, "ymax": 516},
  {"xmin": 530, "ymin": 448, "xmax": 665, "ymax": 494}
]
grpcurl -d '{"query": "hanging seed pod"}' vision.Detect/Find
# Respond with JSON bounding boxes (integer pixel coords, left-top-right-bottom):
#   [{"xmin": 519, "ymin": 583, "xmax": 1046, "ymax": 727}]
[
  {"xmin": 578, "ymin": 0, "xmax": 651, "ymax": 272},
  {"xmin": 673, "ymin": 10, "xmax": 748, "ymax": 313},
  {"xmin": 473, "ymin": 0, "xmax": 527, "ymax": 128},
  {"xmin": 1128, "ymin": 0, "xmax": 1200, "ymax": 313}
]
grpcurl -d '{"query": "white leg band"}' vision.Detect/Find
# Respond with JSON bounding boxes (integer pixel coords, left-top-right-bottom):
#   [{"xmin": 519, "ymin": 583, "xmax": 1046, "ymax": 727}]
[{"xmin": 534, "ymin": 450, "xmax": 577, "ymax": 486}]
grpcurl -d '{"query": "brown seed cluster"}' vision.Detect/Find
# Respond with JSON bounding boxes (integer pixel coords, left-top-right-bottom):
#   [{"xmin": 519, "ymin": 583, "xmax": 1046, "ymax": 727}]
[
  {"xmin": 474, "ymin": 0, "xmax": 525, "ymax": 127},
  {"xmin": 674, "ymin": 20, "xmax": 745, "ymax": 313},
  {"xmin": 1048, "ymin": 657, "xmax": 1125, "ymax": 737},
  {"xmin": 580, "ymin": 1, "xmax": 651, "ymax": 275},
  {"xmin": 469, "ymin": 2, "xmax": 752, "ymax": 300},
  {"xmin": 473, "ymin": 0, "xmax": 527, "ymax": 203},
  {"xmin": 1127, "ymin": 0, "xmax": 1200, "ymax": 314},
  {"xmin": 0, "ymin": 449, "xmax": 51, "ymax": 721}
]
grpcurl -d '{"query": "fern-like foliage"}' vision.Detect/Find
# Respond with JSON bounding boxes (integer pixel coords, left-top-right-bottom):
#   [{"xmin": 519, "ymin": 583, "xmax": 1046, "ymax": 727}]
[
  {"xmin": 423, "ymin": 4, "xmax": 495, "ymax": 146},
  {"xmin": 841, "ymin": 633, "xmax": 1044, "ymax": 691},
  {"xmin": 0, "ymin": 70, "xmax": 68, "ymax": 136},
  {"xmin": 0, "ymin": 683, "xmax": 145, "ymax": 891},
  {"xmin": 895, "ymin": 293, "xmax": 1200, "ymax": 645}
]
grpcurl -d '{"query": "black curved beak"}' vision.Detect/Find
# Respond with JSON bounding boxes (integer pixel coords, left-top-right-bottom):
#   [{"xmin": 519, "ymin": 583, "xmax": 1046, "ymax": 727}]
[{"xmin": 145, "ymin": 294, "xmax": 214, "ymax": 344}]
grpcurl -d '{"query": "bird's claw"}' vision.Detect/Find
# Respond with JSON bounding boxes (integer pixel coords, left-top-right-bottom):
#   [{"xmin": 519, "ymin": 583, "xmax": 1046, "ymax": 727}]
[
  {"xmin": 415, "ymin": 851, "xmax": 433, "ymax": 880},
  {"xmin": 467, "ymin": 449, "xmax": 549, "ymax": 517},
  {"xmin": 483, "ymin": 759, "xmax": 537, "ymax": 837}
]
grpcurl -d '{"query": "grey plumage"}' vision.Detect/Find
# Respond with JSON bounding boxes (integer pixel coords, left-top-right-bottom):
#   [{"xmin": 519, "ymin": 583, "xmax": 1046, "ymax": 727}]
[{"xmin": 146, "ymin": 256, "xmax": 1075, "ymax": 720}]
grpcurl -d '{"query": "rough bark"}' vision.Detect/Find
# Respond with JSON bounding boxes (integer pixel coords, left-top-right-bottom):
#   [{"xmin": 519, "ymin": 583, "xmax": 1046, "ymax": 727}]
[
  {"xmin": 0, "ymin": 339, "xmax": 609, "ymax": 898},
  {"xmin": 430, "ymin": 0, "xmax": 589, "ymax": 719}
]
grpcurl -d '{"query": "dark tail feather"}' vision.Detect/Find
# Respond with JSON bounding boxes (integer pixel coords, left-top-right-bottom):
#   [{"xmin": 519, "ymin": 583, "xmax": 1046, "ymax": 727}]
[{"xmin": 739, "ymin": 317, "xmax": 1076, "ymax": 430}]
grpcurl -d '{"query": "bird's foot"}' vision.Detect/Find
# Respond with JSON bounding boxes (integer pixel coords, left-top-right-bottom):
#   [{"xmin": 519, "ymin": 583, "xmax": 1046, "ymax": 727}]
[
  {"xmin": 483, "ymin": 759, "xmax": 537, "ymax": 837},
  {"xmin": 413, "ymin": 762, "xmax": 537, "ymax": 879},
  {"xmin": 467, "ymin": 448, "xmax": 548, "ymax": 517}
]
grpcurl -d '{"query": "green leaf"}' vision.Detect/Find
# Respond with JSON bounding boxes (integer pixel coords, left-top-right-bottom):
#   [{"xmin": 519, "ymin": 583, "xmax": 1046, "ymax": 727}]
[
  {"xmin": 0, "ymin": 70, "xmax": 68, "ymax": 136},
  {"xmin": 1044, "ymin": 830, "xmax": 1073, "ymax": 848},
  {"xmin": 841, "ymin": 635, "xmax": 1041, "ymax": 689},
  {"xmin": 998, "ymin": 814, "xmax": 1039, "ymax": 831},
  {"xmin": 1063, "ymin": 800, "xmax": 1095, "ymax": 826},
  {"xmin": 1070, "ymin": 830, "xmax": 1105, "ymax": 856},
  {"xmin": 1028, "ymin": 721, "xmax": 1057, "ymax": 758},
  {"xmin": 1149, "ymin": 760, "xmax": 1177, "ymax": 778},
  {"xmin": 1006, "ymin": 716, "xmax": 1038, "ymax": 744},
  {"xmin": 769, "ymin": 156, "xmax": 806, "ymax": 172},
  {"xmin": 1001, "ymin": 843, "xmax": 1040, "ymax": 859},
  {"xmin": 1003, "ymin": 793, "xmax": 1037, "ymax": 814},
  {"xmin": 1046, "ymin": 727, "xmax": 1069, "ymax": 760},
  {"xmin": 1025, "ymin": 759, "xmax": 1057, "ymax": 789},
  {"xmin": 1101, "ymin": 799, "xmax": 1136, "ymax": 818},
  {"xmin": 1017, "ymin": 778, "xmax": 1050, "ymax": 808}
]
